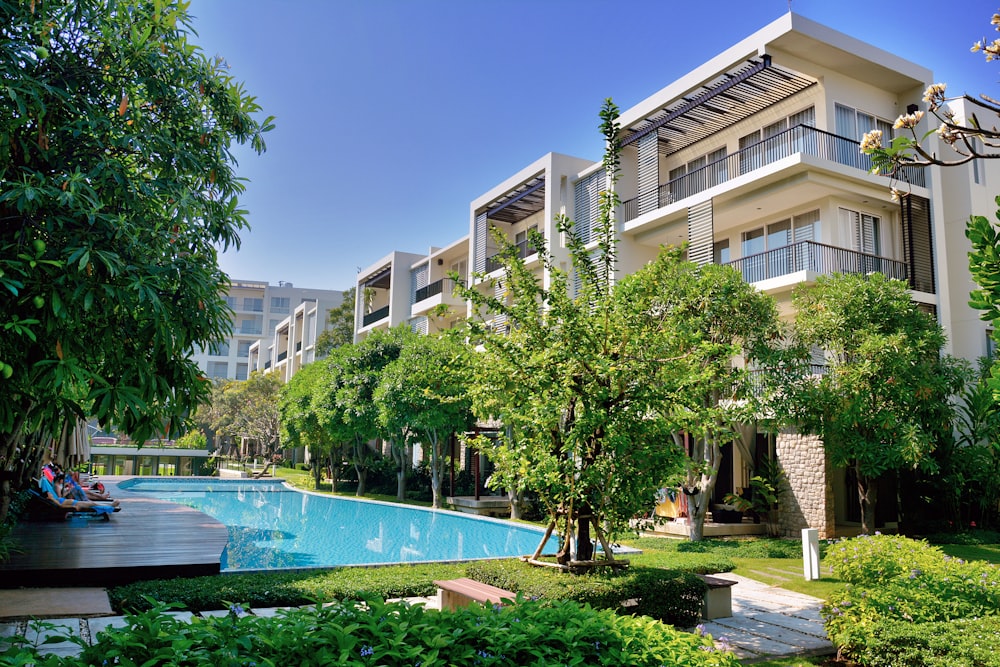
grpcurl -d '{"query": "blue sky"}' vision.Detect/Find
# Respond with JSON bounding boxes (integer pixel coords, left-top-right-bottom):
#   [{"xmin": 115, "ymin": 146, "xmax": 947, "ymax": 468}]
[{"xmin": 187, "ymin": 0, "xmax": 1000, "ymax": 291}]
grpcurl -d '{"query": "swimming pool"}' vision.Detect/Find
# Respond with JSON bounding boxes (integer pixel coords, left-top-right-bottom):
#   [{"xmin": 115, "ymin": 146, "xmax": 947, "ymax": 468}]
[{"xmin": 118, "ymin": 478, "xmax": 557, "ymax": 571}]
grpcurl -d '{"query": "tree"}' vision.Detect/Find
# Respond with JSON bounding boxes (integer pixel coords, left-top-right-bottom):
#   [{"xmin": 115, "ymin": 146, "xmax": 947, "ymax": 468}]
[
  {"xmin": 315, "ymin": 286, "xmax": 356, "ymax": 357},
  {"xmin": 0, "ymin": 0, "xmax": 273, "ymax": 519},
  {"xmin": 613, "ymin": 248, "xmax": 785, "ymax": 541},
  {"xmin": 787, "ymin": 273, "xmax": 962, "ymax": 534},
  {"xmin": 459, "ymin": 100, "xmax": 686, "ymax": 566},
  {"xmin": 204, "ymin": 373, "xmax": 283, "ymax": 467},
  {"xmin": 280, "ymin": 361, "xmax": 345, "ymax": 490},
  {"xmin": 311, "ymin": 344, "xmax": 378, "ymax": 496},
  {"xmin": 375, "ymin": 334, "xmax": 474, "ymax": 508}
]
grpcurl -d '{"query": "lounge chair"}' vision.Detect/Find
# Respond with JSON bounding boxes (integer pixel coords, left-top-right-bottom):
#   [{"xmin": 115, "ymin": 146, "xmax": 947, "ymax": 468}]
[{"xmin": 27, "ymin": 479, "xmax": 120, "ymax": 521}]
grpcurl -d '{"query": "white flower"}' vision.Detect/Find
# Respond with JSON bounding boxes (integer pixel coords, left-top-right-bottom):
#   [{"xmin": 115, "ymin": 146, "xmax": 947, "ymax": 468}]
[
  {"xmin": 860, "ymin": 130, "xmax": 883, "ymax": 153},
  {"xmin": 893, "ymin": 110, "xmax": 924, "ymax": 130}
]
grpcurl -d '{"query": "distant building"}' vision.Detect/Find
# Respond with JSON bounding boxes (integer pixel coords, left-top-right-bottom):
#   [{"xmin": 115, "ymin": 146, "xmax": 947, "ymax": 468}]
[{"xmin": 191, "ymin": 279, "xmax": 344, "ymax": 382}]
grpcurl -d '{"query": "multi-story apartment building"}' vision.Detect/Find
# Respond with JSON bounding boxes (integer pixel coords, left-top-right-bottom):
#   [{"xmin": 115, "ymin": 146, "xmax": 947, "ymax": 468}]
[
  {"xmin": 353, "ymin": 13, "xmax": 996, "ymax": 537},
  {"xmin": 192, "ymin": 280, "xmax": 343, "ymax": 382}
]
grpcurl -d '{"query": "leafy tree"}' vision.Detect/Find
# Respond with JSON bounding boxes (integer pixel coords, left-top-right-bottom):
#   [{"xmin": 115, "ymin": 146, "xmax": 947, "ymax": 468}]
[
  {"xmin": 787, "ymin": 273, "xmax": 962, "ymax": 534},
  {"xmin": 613, "ymin": 247, "xmax": 785, "ymax": 541},
  {"xmin": 459, "ymin": 100, "xmax": 686, "ymax": 564},
  {"xmin": 374, "ymin": 334, "xmax": 474, "ymax": 508},
  {"xmin": 204, "ymin": 373, "xmax": 283, "ymax": 468},
  {"xmin": 311, "ymin": 344, "xmax": 378, "ymax": 496},
  {"xmin": 280, "ymin": 361, "xmax": 345, "ymax": 490},
  {"xmin": 953, "ymin": 362, "xmax": 1000, "ymax": 528},
  {"xmin": 315, "ymin": 286, "xmax": 356, "ymax": 357},
  {"xmin": 0, "ymin": 0, "xmax": 273, "ymax": 519}
]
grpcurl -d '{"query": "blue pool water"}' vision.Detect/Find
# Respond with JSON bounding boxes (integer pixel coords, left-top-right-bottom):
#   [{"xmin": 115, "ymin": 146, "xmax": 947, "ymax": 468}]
[{"xmin": 118, "ymin": 478, "xmax": 557, "ymax": 571}]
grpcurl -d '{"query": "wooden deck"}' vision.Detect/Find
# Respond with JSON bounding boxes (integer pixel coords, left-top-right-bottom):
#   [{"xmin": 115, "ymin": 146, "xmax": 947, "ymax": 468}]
[{"xmin": 0, "ymin": 478, "xmax": 228, "ymax": 588}]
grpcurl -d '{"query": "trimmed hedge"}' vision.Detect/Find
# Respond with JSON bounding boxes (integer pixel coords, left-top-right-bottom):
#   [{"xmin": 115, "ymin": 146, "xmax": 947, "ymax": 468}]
[
  {"xmin": 1, "ymin": 597, "xmax": 740, "ymax": 667},
  {"xmin": 466, "ymin": 559, "xmax": 706, "ymax": 628},
  {"xmin": 847, "ymin": 616, "xmax": 1000, "ymax": 667},
  {"xmin": 822, "ymin": 534, "xmax": 1000, "ymax": 666}
]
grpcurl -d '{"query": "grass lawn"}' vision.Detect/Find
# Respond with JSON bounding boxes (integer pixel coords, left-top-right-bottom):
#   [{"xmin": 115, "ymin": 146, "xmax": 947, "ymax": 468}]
[{"xmin": 272, "ymin": 467, "xmax": 433, "ymax": 507}]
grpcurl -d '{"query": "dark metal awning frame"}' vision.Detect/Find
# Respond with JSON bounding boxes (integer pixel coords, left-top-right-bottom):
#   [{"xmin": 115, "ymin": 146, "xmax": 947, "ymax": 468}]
[
  {"xmin": 621, "ymin": 55, "xmax": 816, "ymax": 157},
  {"xmin": 479, "ymin": 175, "xmax": 546, "ymax": 224},
  {"xmin": 362, "ymin": 264, "xmax": 392, "ymax": 289}
]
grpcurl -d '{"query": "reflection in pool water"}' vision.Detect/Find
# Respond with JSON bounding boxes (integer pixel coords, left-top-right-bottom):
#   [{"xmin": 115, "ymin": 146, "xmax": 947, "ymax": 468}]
[{"xmin": 118, "ymin": 478, "xmax": 557, "ymax": 571}]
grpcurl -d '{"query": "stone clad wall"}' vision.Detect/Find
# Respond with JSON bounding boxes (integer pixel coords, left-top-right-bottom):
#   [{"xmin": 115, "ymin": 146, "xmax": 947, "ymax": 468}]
[{"xmin": 775, "ymin": 429, "xmax": 835, "ymax": 538}]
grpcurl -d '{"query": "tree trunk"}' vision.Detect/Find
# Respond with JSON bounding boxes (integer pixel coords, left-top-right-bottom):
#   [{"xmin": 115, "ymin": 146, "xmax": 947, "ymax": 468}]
[
  {"xmin": 857, "ymin": 467, "xmax": 878, "ymax": 535},
  {"xmin": 688, "ymin": 491, "xmax": 708, "ymax": 541},
  {"xmin": 355, "ymin": 466, "xmax": 367, "ymax": 496},
  {"xmin": 428, "ymin": 432, "xmax": 443, "ymax": 509},
  {"xmin": 327, "ymin": 453, "xmax": 338, "ymax": 493},
  {"xmin": 508, "ymin": 488, "xmax": 522, "ymax": 520}
]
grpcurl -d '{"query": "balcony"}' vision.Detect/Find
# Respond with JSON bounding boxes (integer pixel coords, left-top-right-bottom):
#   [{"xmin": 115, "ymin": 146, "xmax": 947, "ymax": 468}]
[
  {"xmin": 484, "ymin": 238, "xmax": 539, "ymax": 273},
  {"xmin": 295, "ymin": 341, "xmax": 302, "ymax": 352},
  {"xmin": 276, "ymin": 351, "xmax": 287, "ymax": 363},
  {"xmin": 725, "ymin": 240, "xmax": 907, "ymax": 285},
  {"xmin": 621, "ymin": 125, "xmax": 926, "ymax": 223},
  {"xmin": 415, "ymin": 278, "xmax": 449, "ymax": 303},
  {"xmin": 362, "ymin": 305, "xmax": 390, "ymax": 327}
]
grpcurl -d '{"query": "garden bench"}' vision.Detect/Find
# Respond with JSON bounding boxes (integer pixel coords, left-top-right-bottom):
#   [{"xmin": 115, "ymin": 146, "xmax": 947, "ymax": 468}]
[
  {"xmin": 696, "ymin": 574, "xmax": 737, "ymax": 619},
  {"xmin": 433, "ymin": 578, "xmax": 516, "ymax": 612}
]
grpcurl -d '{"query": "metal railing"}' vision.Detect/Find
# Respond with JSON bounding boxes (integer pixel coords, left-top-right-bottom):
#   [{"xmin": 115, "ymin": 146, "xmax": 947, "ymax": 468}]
[
  {"xmin": 414, "ymin": 278, "xmax": 457, "ymax": 303},
  {"xmin": 621, "ymin": 125, "xmax": 926, "ymax": 222},
  {"xmin": 276, "ymin": 351, "xmax": 287, "ymax": 363},
  {"xmin": 725, "ymin": 240, "xmax": 908, "ymax": 284},
  {"xmin": 484, "ymin": 238, "xmax": 539, "ymax": 273},
  {"xmin": 362, "ymin": 305, "xmax": 390, "ymax": 327}
]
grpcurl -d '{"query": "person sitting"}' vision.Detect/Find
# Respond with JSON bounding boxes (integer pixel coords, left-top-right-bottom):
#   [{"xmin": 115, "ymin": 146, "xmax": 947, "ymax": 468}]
[{"xmin": 41, "ymin": 473, "xmax": 120, "ymax": 512}]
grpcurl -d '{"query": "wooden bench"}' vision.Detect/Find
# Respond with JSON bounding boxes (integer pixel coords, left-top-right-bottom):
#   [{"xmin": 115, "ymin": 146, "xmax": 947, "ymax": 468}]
[
  {"xmin": 433, "ymin": 578, "xmax": 516, "ymax": 612},
  {"xmin": 696, "ymin": 574, "xmax": 737, "ymax": 619}
]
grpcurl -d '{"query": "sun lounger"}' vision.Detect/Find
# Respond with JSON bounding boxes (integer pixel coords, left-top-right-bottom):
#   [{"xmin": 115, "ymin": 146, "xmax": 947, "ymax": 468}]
[{"xmin": 26, "ymin": 480, "xmax": 120, "ymax": 521}]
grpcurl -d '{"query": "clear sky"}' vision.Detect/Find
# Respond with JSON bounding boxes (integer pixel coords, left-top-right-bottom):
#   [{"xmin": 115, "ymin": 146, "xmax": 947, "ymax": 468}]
[{"xmin": 187, "ymin": 0, "xmax": 1000, "ymax": 292}]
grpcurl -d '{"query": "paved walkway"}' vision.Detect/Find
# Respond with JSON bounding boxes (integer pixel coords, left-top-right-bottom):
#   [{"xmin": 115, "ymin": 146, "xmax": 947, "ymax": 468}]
[
  {"xmin": 701, "ymin": 573, "xmax": 833, "ymax": 662},
  {"xmin": 0, "ymin": 578, "xmax": 832, "ymax": 663}
]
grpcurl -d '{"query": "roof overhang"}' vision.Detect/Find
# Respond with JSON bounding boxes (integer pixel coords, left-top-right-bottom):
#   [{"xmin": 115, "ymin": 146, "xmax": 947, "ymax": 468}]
[
  {"xmin": 362, "ymin": 264, "xmax": 392, "ymax": 289},
  {"xmin": 480, "ymin": 175, "xmax": 545, "ymax": 224},
  {"xmin": 620, "ymin": 56, "xmax": 816, "ymax": 157}
]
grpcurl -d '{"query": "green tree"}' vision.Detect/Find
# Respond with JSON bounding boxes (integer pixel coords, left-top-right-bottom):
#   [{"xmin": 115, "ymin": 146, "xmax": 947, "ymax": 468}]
[
  {"xmin": 311, "ymin": 344, "xmax": 378, "ymax": 496},
  {"xmin": 459, "ymin": 100, "xmax": 686, "ymax": 565},
  {"xmin": 375, "ymin": 333, "xmax": 474, "ymax": 508},
  {"xmin": 613, "ymin": 247, "xmax": 785, "ymax": 541},
  {"xmin": 204, "ymin": 373, "xmax": 283, "ymax": 469},
  {"xmin": 787, "ymin": 273, "xmax": 962, "ymax": 534},
  {"xmin": 0, "ymin": 0, "xmax": 273, "ymax": 519},
  {"xmin": 315, "ymin": 286, "xmax": 356, "ymax": 357},
  {"xmin": 280, "ymin": 361, "xmax": 345, "ymax": 490}
]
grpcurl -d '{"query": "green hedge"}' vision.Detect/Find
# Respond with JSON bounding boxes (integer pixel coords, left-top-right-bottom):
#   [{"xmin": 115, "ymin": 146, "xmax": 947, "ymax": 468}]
[
  {"xmin": 1, "ymin": 597, "xmax": 740, "ymax": 667},
  {"xmin": 822, "ymin": 534, "xmax": 1000, "ymax": 665},
  {"xmin": 465, "ymin": 559, "xmax": 706, "ymax": 628},
  {"xmin": 846, "ymin": 616, "xmax": 1000, "ymax": 667},
  {"xmin": 109, "ymin": 562, "xmax": 467, "ymax": 613}
]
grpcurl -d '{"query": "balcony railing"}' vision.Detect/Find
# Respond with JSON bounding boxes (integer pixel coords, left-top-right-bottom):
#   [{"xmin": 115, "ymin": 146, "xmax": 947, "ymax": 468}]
[
  {"xmin": 295, "ymin": 341, "xmax": 302, "ymax": 352},
  {"xmin": 263, "ymin": 360, "xmax": 271, "ymax": 370},
  {"xmin": 414, "ymin": 278, "xmax": 455, "ymax": 303},
  {"xmin": 276, "ymin": 351, "xmax": 287, "ymax": 363},
  {"xmin": 485, "ymin": 238, "xmax": 539, "ymax": 273},
  {"xmin": 621, "ymin": 125, "xmax": 926, "ymax": 222},
  {"xmin": 725, "ymin": 240, "xmax": 908, "ymax": 284},
  {"xmin": 362, "ymin": 305, "xmax": 390, "ymax": 327}
]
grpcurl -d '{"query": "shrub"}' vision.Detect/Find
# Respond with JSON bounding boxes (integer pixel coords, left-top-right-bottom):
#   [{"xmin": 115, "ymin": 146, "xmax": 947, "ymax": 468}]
[
  {"xmin": 845, "ymin": 616, "xmax": 1000, "ymax": 667},
  {"xmin": 465, "ymin": 559, "xmax": 706, "ymax": 628},
  {"xmin": 1, "ymin": 598, "xmax": 741, "ymax": 667},
  {"xmin": 675, "ymin": 537, "xmax": 804, "ymax": 559},
  {"xmin": 109, "ymin": 562, "xmax": 467, "ymax": 613},
  {"xmin": 822, "ymin": 534, "xmax": 1000, "ymax": 665}
]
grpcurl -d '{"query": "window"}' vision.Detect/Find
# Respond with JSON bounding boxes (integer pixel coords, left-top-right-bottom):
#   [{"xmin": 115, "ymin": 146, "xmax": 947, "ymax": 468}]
[
  {"xmin": 270, "ymin": 297, "xmax": 290, "ymax": 314},
  {"xmin": 242, "ymin": 297, "xmax": 263, "ymax": 312},
  {"xmin": 840, "ymin": 208, "xmax": 881, "ymax": 256},
  {"xmin": 237, "ymin": 340, "xmax": 252, "ymax": 358},
  {"xmin": 235, "ymin": 363, "xmax": 248, "ymax": 381},
  {"xmin": 741, "ymin": 211, "xmax": 821, "ymax": 281},
  {"xmin": 514, "ymin": 225, "xmax": 538, "ymax": 259},
  {"xmin": 208, "ymin": 342, "xmax": 229, "ymax": 356},
  {"xmin": 268, "ymin": 319, "xmax": 282, "ymax": 332},
  {"xmin": 239, "ymin": 317, "xmax": 262, "ymax": 335},
  {"xmin": 668, "ymin": 147, "xmax": 727, "ymax": 199},
  {"xmin": 835, "ymin": 104, "xmax": 892, "ymax": 167},
  {"xmin": 450, "ymin": 259, "xmax": 467, "ymax": 282},
  {"xmin": 713, "ymin": 240, "xmax": 730, "ymax": 264},
  {"xmin": 207, "ymin": 361, "xmax": 229, "ymax": 379},
  {"xmin": 988, "ymin": 329, "xmax": 996, "ymax": 359},
  {"xmin": 224, "ymin": 296, "xmax": 237, "ymax": 308}
]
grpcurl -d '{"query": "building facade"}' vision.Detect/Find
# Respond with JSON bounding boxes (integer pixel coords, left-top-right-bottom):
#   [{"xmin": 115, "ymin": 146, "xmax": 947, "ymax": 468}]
[
  {"xmin": 352, "ymin": 13, "xmax": 996, "ymax": 537},
  {"xmin": 191, "ymin": 280, "xmax": 344, "ymax": 382}
]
